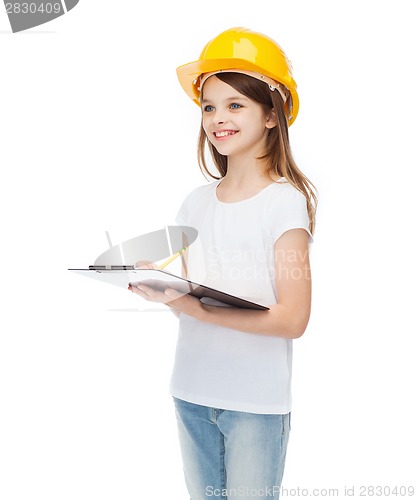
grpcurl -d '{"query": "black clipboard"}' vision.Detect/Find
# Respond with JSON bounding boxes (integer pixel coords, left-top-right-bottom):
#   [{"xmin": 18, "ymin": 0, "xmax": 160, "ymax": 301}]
[{"xmin": 69, "ymin": 268, "xmax": 269, "ymax": 311}]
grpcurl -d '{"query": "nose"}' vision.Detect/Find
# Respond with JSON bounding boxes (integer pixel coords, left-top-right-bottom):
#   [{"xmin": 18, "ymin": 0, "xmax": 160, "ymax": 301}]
[{"xmin": 212, "ymin": 108, "xmax": 226, "ymax": 125}]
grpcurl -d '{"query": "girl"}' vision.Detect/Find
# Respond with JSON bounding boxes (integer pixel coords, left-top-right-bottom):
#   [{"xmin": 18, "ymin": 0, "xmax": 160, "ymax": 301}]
[{"xmin": 129, "ymin": 27, "xmax": 317, "ymax": 500}]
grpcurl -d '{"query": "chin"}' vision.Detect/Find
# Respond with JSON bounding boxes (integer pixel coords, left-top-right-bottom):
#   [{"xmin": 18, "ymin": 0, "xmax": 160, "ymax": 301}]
[{"xmin": 211, "ymin": 143, "xmax": 236, "ymax": 157}]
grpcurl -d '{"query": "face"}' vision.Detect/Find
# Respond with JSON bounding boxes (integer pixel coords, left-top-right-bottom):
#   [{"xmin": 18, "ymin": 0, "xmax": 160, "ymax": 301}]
[{"xmin": 201, "ymin": 75, "xmax": 276, "ymax": 160}]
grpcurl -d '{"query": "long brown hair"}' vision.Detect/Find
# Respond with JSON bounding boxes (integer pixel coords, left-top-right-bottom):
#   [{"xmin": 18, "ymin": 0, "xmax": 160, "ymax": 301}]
[{"xmin": 197, "ymin": 72, "xmax": 318, "ymax": 236}]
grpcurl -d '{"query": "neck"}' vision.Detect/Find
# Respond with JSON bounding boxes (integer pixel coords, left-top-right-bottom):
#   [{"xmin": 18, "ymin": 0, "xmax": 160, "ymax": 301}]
[{"xmin": 223, "ymin": 154, "xmax": 273, "ymax": 188}]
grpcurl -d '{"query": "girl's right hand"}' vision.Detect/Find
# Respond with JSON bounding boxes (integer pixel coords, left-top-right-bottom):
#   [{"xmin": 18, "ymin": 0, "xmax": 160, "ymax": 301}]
[
  {"xmin": 135, "ymin": 260, "xmax": 175, "ymax": 275},
  {"xmin": 135, "ymin": 260, "xmax": 160, "ymax": 270}
]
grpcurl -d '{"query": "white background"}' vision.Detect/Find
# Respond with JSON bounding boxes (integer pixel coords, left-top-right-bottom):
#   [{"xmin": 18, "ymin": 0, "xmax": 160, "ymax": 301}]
[{"xmin": 1, "ymin": 1, "xmax": 415, "ymax": 499}]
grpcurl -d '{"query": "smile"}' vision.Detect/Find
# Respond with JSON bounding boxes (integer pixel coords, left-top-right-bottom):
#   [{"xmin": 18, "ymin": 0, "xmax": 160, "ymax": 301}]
[{"xmin": 213, "ymin": 130, "xmax": 238, "ymax": 140}]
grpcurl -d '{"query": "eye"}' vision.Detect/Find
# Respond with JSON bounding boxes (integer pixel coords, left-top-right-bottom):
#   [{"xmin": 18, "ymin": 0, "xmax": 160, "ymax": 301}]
[
  {"xmin": 229, "ymin": 103, "xmax": 242, "ymax": 109},
  {"xmin": 203, "ymin": 105, "xmax": 214, "ymax": 112}
]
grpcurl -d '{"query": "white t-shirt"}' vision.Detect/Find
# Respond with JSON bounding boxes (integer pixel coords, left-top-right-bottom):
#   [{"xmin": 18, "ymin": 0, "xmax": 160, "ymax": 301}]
[{"xmin": 169, "ymin": 177, "xmax": 313, "ymax": 414}]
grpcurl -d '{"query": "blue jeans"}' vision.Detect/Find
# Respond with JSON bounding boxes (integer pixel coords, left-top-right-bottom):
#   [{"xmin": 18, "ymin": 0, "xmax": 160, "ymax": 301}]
[{"xmin": 173, "ymin": 397, "xmax": 291, "ymax": 500}]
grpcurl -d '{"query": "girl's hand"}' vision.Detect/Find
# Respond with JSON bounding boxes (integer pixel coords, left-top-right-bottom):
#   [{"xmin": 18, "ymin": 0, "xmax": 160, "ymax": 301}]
[
  {"xmin": 128, "ymin": 263, "xmax": 204, "ymax": 319},
  {"xmin": 134, "ymin": 260, "xmax": 174, "ymax": 275},
  {"xmin": 134, "ymin": 261, "xmax": 160, "ymax": 270},
  {"xmin": 129, "ymin": 262, "xmax": 166, "ymax": 300}
]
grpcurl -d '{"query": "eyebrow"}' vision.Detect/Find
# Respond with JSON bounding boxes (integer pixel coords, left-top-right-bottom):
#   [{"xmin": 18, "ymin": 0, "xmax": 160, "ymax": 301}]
[{"xmin": 201, "ymin": 96, "xmax": 249, "ymax": 104}]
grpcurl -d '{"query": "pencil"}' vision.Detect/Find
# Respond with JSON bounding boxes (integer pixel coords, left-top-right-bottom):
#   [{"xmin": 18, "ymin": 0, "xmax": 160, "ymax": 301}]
[{"xmin": 158, "ymin": 246, "xmax": 188, "ymax": 269}]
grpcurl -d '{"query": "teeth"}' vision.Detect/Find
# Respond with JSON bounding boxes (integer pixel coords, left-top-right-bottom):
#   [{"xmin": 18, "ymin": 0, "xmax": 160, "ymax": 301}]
[{"xmin": 215, "ymin": 130, "xmax": 235, "ymax": 137}]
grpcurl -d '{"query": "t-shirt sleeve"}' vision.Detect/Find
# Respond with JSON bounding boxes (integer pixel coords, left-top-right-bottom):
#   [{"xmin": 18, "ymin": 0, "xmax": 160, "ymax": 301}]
[
  {"xmin": 174, "ymin": 186, "xmax": 200, "ymax": 226},
  {"xmin": 174, "ymin": 196, "xmax": 188, "ymax": 226},
  {"xmin": 269, "ymin": 186, "xmax": 314, "ymax": 244}
]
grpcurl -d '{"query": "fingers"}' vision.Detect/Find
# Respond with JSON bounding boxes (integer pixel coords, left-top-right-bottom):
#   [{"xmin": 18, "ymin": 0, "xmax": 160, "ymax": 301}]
[
  {"xmin": 128, "ymin": 284, "xmax": 147, "ymax": 296},
  {"xmin": 130, "ymin": 283, "xmax": 153, "ymax": 296},
  {"xmin": 135, "ymin": 260, "xmax": 152, "ymax": 268},
  {"xmin": 135, "ymin": 260, "xmax": 160, "ymax": 270},
  {"xmin": 164, "ymin": 288, "xmax": 183, "ymax": 300},
  {"xmin": 128, "ymin": 283, "xmax": 179, "ymax": 303}
]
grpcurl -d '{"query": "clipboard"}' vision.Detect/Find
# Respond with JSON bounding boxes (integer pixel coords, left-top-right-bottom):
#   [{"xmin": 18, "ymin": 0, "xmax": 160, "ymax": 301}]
[
  {"xmin": 68, "ymin": 227, "xmax": 269, "ymax": 310},
  {"xmin": 69, "ymin": 268, "xmax": 269, "ymax": 311}
]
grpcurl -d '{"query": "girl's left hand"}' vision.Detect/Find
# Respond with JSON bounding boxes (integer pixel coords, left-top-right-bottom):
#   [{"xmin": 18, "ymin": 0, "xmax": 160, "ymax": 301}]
[
  {"xmin": 129, "ymin": 283, "xmax": 203, "ymax": 318},
  {"xmin": 127, "ymin": 282, "xmax": 180, "ymax": 305},
  {"xmin": 128, "ymin": 264, "xmax": 204, "ymax": 319}
]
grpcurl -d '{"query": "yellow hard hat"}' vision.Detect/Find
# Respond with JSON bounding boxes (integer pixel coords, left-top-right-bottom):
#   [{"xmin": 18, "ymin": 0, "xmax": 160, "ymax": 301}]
[{"xmin": 176, "ymin": 27, "xmax": 299, "ymax": 126}]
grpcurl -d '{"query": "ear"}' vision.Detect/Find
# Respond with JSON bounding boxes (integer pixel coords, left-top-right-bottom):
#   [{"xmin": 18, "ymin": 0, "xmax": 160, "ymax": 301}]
[{"xmin": 265, "ymin": 108, "xmax": 278, "ymax": 129}]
